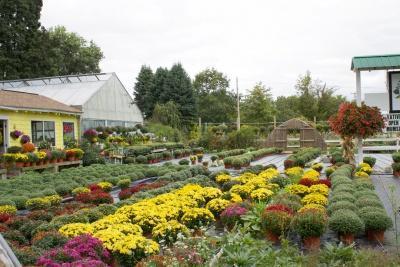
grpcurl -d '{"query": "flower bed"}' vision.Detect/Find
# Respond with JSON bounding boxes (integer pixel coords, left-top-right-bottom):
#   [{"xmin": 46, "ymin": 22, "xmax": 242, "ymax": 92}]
[{"xmin": 223, "ymin": 147, "xmax": 282, "ymax": 169}]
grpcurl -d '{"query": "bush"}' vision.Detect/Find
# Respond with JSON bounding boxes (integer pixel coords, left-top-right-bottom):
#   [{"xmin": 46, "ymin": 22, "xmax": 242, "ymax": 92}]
[
  {"xmin": 325, "ymin": 167, "xmax": 336, "ymax": 177},
  {"xmin": 355, "ymin": 198, "xmax": 383, "ymax": 208},
  {"xmin": 117, "ymin": 179, "xmax": 131, "ymax": 189},
  {"xmin": 136, "ymin": 155, "xmax": 148, "ymax": 164},
  {"xmin": 392, "ymin": 152, "xmax": 400, "ymax": 163},
  {"xmin": 124, "ymin": 157, "xmax": 135, "ymax": 164},
  {"xmin": 360, "ymin": 211, "xmax": 393, "ymax": 231},
  {"xmin": 329, "ymin": 209, "xmax": 364, "ymax": 235},
  {"xmin": 292, "ymin": 209, "xmax": 327, "ymax": 238},
  {"xmin": 330, "ymin": 192, "xmax": 356, "ymax": 204},
  {"xmin": 7, "ymin": 146, "xmax": 22, "ymax": 154},
  {"xmin": 392, "ymin": 162, "xmax": 400, "ymax": 172},
  {"xmin": 179, "ymin": 159, "xmax": 190, "ymax": 165},
  {"xmin": 363, "ymin": 156, "xmax": 376, "ymax": 167},
  {"xmin": 353, "ymin": 189, "xmax": 378, "ymax": 199},
  {"xmin": 9, "ymin": 196, "xmax": 28, "ymax": 210},
  {"xmin": 261, "ymin": 204, "xmax": 293, "ymax": 236},
  {"xmin": 26, "ymin": 197, "xmax": 51, "ymax": 210},
  {"xmin": 32, "ymin": 231, "xmax": 68, "ymax": 250},
  {"xmin": 94, "ymin": 204, "xmax": 117, "ymax": 216},
  {"xmin": 327, "ymin": 201, "xmax": 357, "ymax": 215}
]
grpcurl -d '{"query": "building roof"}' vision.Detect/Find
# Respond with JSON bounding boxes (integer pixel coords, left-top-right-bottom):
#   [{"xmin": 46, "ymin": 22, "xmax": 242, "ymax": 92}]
[
  {"xmin": 0, "ymin": 73, "xmax": 112, "ymax": 106},
  {"xmin": 0, "ymin": 90, "xmax": 81, "ymax": 114},
  {"xmin": 351, "ymin": 54, "xmax": 400, "ymax": 71}
]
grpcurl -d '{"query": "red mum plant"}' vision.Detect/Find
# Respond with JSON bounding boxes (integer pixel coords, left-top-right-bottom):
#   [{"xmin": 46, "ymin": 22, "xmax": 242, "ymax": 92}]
[
  {"xmin": 0, "ymin": 213, "xmax": 11, "ymax": 223},
  {"xmin": 76, "ymin": 191, "xmax": 113, "ymax": 205},
  {"xmin": 88, "ymin": 184, "xmax": 103, "ymax": 192},
  {"xmin": 299, "ymin": 178, "xmax": 316, "ymax": 187},
  {"xmin": 118, "ymin": 189, "xmax": 133, "ymax": 200},
  {"xmin": 265, "ymin": 204, "xmax": 293, "ymax": 215},
  {"xmin": 329, "ymin": 102, "xmax": 385, "ymax": 164},
  {"xmin": 317, "ymin": 179, "xmax": 331, "ymax": 188},
  {"xmin": 220, "ymin": 203, "xmax": 249, "ymax": 229}
]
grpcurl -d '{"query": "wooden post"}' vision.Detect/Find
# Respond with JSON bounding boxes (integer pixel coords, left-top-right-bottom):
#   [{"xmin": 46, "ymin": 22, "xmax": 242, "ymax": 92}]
[
  {"xmin": 273, "ymin": 116, "xmax": 276, "ymax": 129},
  {"xmin": 236, "ymin": 77, "xmax": 240, "ymax": 131},
  {"xmin": 198, "ymin": 117, "xmax": 201, "ymax": 136},
  {"xmin": 356, "ymin": 70, "xmax": 363, "ymax": 164}
]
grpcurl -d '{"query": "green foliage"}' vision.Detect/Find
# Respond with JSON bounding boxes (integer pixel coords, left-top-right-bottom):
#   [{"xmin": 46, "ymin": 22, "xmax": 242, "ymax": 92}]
[
  {"xmin": 117, "ymin": 179, "xmax": 131, "ymax": 189},
  {"xmin": 360, "ymin": 211, "xmax": 393, "ymax": 231},
  {"xmin": 363, "ymin": 156, "xmax": 376, "ymax": 167},
  {"xmin": 151, "ymin": 101, "xmax": 182, "ymax": 129},
  {"xmin": 327, "ymin": 201, "xmax": 357, "ymax": 215},
  {"xmin": 193, "ymin": 68, "xmax": 235, "ymax": 123},
  {"xmin": 134, "ymin": 65, "xmax": 154, "ymax": 118},
  {"xmin": 392, "ymin": 152, "xmax": 400, "ymax": 163},
  {"xmin": 146, "ymin": 123, "xmax": 182, "ymax": 142},
  {"xmin": 226, "ymin": 126, "xmax": 258, "ymax": 149},
  {"xmin": 241, "ymin": 82, "xmax": 275, "ymax": 123},
  {"xmin": 292, "ymin": 210, "xmax": 327, "ymax": 238},
  {"xmin": 329, "ymin": 209, "xmax": 364, "ymax": 235}
]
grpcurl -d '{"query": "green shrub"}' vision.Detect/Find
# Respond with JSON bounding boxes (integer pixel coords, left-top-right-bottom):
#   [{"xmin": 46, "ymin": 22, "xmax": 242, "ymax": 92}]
[
  {"xmin": 0, "ymin": 199, "xmax": 16, "ymax": 207},
  {"xmin": 333, "ymin": 184, "xmax": 355, "ymax": 194},
  {"xmin": 93, "ymin": 204, "xmax": 117, "ymax": 216},
  {"xmin": 26, "ymin": 197, "xmax": 51, "ymax": 210},
  {"xmin": 75, "ymin": 209, "xmax": 103, "ymax": 223},
  {"xmin": 325, "ymin": 167, "xmax": 336, "ymax": 177},
  {"xmin": 354, "ymin": 180, "xmax": 374, "ymax": 191},
  {"xmin": 270, "ymin": 176, "xmax": 291, "ymax": 188},
  {"xmin": 353, "ymin": 190, "xmax": 378, "ymax": 199},
  {"xmin": 124, "ymin": 157, "xmax": 135, "ymax": 164},
  {"xmin": 3, "ymin": 230, "xmax": 28, "ymax": 245},
  {"xmin": 117, "ymin": 179, "xmax": 131, "ymax": 189},
  {"xmin": 330, "ymin": 192, "xmax": 356, "ymax": 204},
  {"xmin": 179, "ymin": 159, "xmax": 190, "ymax": 165},
  {"xmin": 50, "ymin": 214, "xmax": 89, "ymax": 228},
  {"xmin": 9, "ymin": 196, "xmax": 28, "ymax": 210},
  {"xmin": 327, "ymin": 201, "xmax": 357, "ymax": 215},
  {"xmin": 7, "ymin": 146, "xmax": 22, "ymax": 154},
  {"xmin": 392, "ymin": 162, "xmax": 400, "ymax": 172},
  {"xmin": 292, "ymin": 209, "xmax": 327, "ymax": 238},
  {"xmin": 329, "ymin": 209, "xmax": 364, "ymax": 235},
  {"xmin": 136, "ymin": 155, "xmax": 148, "ymax": 164},
  {"xmin": 360, "ymin": 211, "xmax": 393, "ymax": 231},
  {"xmin": 363, "ymin": 156, "xmax": 376, "ymax": 167},
  {"xmin": 358, "ymin": 206, "xmax": 386, "ymax": 217},
  {"xmin": 31, "ymin": 231, "xmax": 68, "ymax": 250},
  {"xmin": 392, "ymin": 152, "xmax": 400, "ymax": 163},
  {"xmin": 20, "ymin": 219, "xmax": 45, "ymax": 240},
  {"xmin": 55, "ymin": 184, "xmax": 73, "ymax": 196},
  {"xmin": 355, "ymin": 198, "xmax": 383, "ymax": 208}
]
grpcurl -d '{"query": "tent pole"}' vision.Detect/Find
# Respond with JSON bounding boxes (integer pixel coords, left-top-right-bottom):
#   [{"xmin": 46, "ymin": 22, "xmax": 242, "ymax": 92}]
[{"xmin": 356, "ymin": 70, "xmax": 363, "ymax": 164}]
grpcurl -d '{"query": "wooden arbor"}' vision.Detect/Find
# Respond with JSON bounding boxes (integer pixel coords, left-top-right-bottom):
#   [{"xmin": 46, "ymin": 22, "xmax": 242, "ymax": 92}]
[{"xmin": 265, "ymin": 118, "xmax": 326, "ymax": 151}]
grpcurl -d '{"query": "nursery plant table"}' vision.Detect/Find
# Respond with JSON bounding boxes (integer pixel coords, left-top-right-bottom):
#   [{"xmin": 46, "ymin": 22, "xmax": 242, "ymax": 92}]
[{"xmin": 7, "ymin": 160, "xmax": 83, "ymax": 177}]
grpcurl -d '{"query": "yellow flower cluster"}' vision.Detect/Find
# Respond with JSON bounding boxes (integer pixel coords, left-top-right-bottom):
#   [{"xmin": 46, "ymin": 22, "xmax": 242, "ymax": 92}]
[
  {"xmin": 309, "ymin": 184, "xmax": 329, "ymax": 196},
  {"xmin": 230, "ymin": 184, "xmax": 254, "ymax": 198},
  {"xmin": 354, "ymin": 171, "xmax": 370, "ymax": 179},
  {"xmin": 360, "ymin": 166, "xmax": 372, "ymax": 175},
  {"xmin": 93, "ymin": 229, "xmax": 159, "ymax": 255},
  {"xmin": 181, "ymin": 208, "xmax": 215, "ymax": 228},
  {"xmin": 301, "ymin": 169, "xmax": 320, "ymax": 182},
  {"xmin": 72, "ymin": 187, "xmax": 90, "ymax": 196},
  {"xmin": 250, "ymin": 188, "xmax": 274, "ymax": 202},
  {"xmin": 59, "ymin": 223, "xmax": 93, "ymax": 237},
  {"xmin": 44, "ymin": 195, "xmax": 62, "ymax": 206},
  {"xmin": 285, "ymin": 167, "xmax": 304, "ymax": 177},
  {"xmin": 298, "ymin": 203, "xmax": 326, "ymax": 213},
  {"xmin": 0, "ymin": 205, "xmax": 17, "ymax": 215},
  {"xmin": 301, "ymin": 193, "xmax": 328, "ymax": 206},
  {"xmin": 285, "ymin": 184, "xmax": 309, "ymax": 196},
  {"xmin": 152, "ymin": 220, "xmax": 189, "ymax": 243},
  {"xmin": 216, "ymin": 174, "xmax": 231, "ymax": 183},
  {"xmin": 14, "ymin": 153, "xmax": 29, "ymax": 162},
  {"xmin": 206, "ymin": 198, "xmax": 231, "ymax": 215},
  {"xmin": 311, "ymin": 163, "xmax": 323, "ymax": 171},
  {"xmin": 35, "ymin": 151, "xmax": 47, "ymax": 160},
  {"xmin": 236, "ymin": 172, "xmax": 257, "ymax": 184},
  {"xmin": 222, "ymin": 192, "xmax": 243, "ymax": 203},
  {"xmin": 97, "ymin": 182, "xmax": 113, "ymax": 191},
  {"xmin": 258, "ymin": 168, "xmax": 280, "ymax": 181}
]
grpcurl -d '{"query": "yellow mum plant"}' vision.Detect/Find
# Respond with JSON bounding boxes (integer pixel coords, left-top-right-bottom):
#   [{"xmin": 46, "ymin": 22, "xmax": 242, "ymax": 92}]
[
  {"xmin": 285, "ymin": 167, "xmax": 304, "ymax": 177},
  {"xmin": 298, "ymin": 203, "xmax": 326, "ymax": 213},
  {"xmin": 72, "ymin": 187, "xmax": 90, "ymax": 196},
  {"xmin": 258, "ymin": 168, "xmax": 280, "ymax": 180},
  {"xmin": 301, "ymin": 169, "xmax": 320, "ymax": 182},
  {"xmin": 250, "ymin": 188, "xmax": 274, "ymax": 202},
  {"xmin": 309, "ymin": 184, "xmax": 329, "ymax": 196},
  {"xmin": 236, "ymin": 172, "xmax": 257, "ymax": 184},
  {"xmin": 206, "ymin": 198, "xmax": 231, "ymax": 215},
  {"xmin": 181, "ymin": 208, "xmax": 215, "ymax": 229},
  {"xmin": 301, "ymin": 193, "xmax": 328, "ymax": 206},
  {"xmin": 284, "ymin": 184, "xmax": 309, "ymax": 196},
  {"xmin": 97, "ymin": 182, "xmax": 113, "ymax": 192},
  {"xmin": 0, "ymin": 205, "xmax": 17, "ymax": 215},
  {"xmin": 354, "ymin": 171, "xmax": 369, "ymax": 179},
  {"xmin": 152, "ymin": 220, "xmax": 189, "ymax": 244},
  {"xmin": 229, "ymin": 184, "xmax": 254, "ymax": 198},
  {"xmin": 216, "ymin": 174, "xmax": 231, "ymax": 183},
  {"xmin": 59, "ymin": 223, "xmax": 93, "ymax": 237}
]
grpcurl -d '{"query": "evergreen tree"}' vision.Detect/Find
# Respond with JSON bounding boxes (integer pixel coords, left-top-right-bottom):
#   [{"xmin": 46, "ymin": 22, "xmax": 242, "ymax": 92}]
[
  {"xmin": 0, "ymin": 0, "xmax": 43, "ymax": 79},
  {"xmin": 160, "ymin": 63, "xmax": 197, "ymax": 125},
  {"xmin": 151, "ymin": 101, "xmax": 182, "ymax": 128},
  {"xmin": 133, "ymin": 65, "xmax": 154, "ymax": 118},
  {"xmin": 148, "ymin": 67, "xmax": 169, "ymax": 117}
]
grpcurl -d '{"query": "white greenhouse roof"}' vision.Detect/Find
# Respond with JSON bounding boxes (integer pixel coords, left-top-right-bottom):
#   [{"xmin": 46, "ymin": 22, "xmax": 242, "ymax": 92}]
[{"xmin": 0, "ymin": 73, "xmax": 112, "ymax": 106}]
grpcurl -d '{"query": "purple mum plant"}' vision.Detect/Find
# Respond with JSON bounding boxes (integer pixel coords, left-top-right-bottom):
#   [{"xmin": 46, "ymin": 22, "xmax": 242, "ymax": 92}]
[{"xmin": 20, "ymin": 134, "xmax": 31, "ymax": 144}]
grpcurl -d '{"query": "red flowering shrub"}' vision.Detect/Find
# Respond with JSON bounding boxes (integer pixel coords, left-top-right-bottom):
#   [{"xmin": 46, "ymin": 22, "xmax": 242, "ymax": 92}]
[
  {"xmin": 88, "ymin": 184, "xmax": 102, "ymax": 192},
  {"xmin": 329, "ymin": 102, "xmax": 385, "ymax": 163},
  {"xmin": 317, "ymin": 179, "xmax": 332, "ymax": 188},
  {"xmin": 0, "ymin": 213, "xmax": 11, "ymax": 223},
  {"xmin": 118, "ymin": 189, "xmax": 133, "ymax": 200},
  {"xmin": 265, "ymin": 204, "xmax": 293, "ymax": 215},
  {"xmin": 76, "ymin": 191, "xmax": 113, "ymax": 205},
  {"xmin": 298, "ymin": 178, "xmax": 316, "ymax": 187},
  {"xmin": 130, "ymin": 181, "xmax": 168, "ymax": 194}
]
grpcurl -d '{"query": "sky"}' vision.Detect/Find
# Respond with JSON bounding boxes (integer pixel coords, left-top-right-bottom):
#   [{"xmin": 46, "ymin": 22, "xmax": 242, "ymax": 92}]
[{"xmin": 41, "ymin": 0, "xmax": 400, "ymax": 100}]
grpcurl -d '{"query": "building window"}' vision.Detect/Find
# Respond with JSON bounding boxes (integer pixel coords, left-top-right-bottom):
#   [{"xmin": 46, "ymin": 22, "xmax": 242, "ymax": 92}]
[
  {"xmin": 31, "ymin": 121, "xmax": 55, "ymax": 146},
  {"xmin": 63, "ymin": 122, "xmax": 75, "ymax": 140},
  {"xmin": 82, "ymin": 119, "xmax": 105, "ymax": 131}
]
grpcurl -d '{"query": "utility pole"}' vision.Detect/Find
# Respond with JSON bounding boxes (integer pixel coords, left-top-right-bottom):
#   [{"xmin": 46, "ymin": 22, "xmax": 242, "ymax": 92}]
[{"xmin": 236, "ymin": 77, "xmax": 240, "ymax": 131}]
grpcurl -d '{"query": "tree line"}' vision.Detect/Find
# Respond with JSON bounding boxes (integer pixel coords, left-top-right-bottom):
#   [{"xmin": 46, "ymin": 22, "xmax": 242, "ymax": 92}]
[{"xmin": 134, "ymin": 65, "xmax": 346, "ymax": 129}]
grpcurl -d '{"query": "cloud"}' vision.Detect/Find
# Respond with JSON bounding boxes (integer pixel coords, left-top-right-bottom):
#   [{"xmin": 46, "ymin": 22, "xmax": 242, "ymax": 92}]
[{"xmin": 41, "ymin": 0, "xmax": 400, "ymax": 99}]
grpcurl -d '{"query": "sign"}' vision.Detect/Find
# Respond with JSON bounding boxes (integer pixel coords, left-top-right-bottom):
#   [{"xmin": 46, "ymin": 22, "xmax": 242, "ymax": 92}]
[{"xmin": 389, "ymin": 71, "xmax": 400, "ymax": 112}]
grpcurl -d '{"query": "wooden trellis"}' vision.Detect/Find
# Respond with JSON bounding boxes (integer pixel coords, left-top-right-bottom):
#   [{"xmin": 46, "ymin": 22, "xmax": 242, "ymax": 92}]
[{"xmin": 265, "ymin": 118, "xmax": 326, "ymax": 150}]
